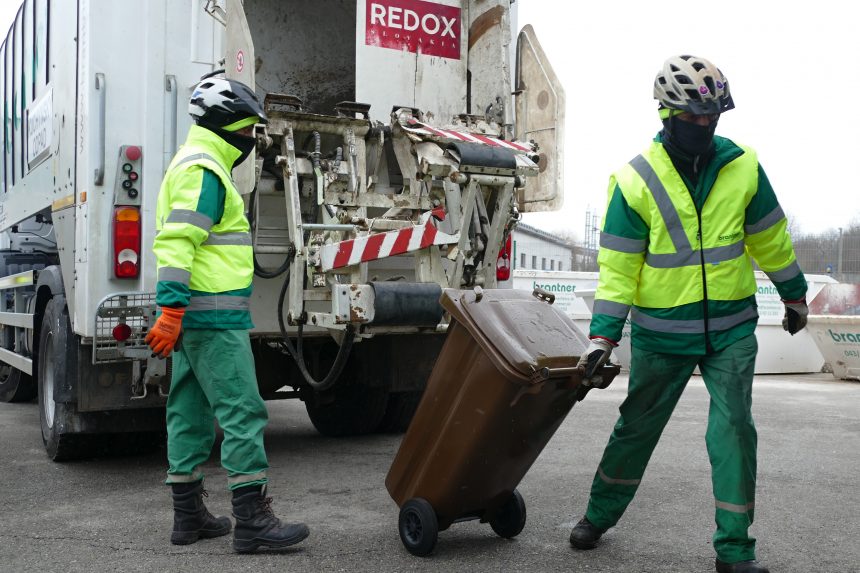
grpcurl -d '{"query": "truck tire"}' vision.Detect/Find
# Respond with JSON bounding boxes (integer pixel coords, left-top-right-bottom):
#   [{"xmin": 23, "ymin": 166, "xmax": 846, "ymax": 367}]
[
  {"xmin": 305, "ymin": 379, "xmax": 388, "ymax": 437},
  {"xmin": 38, "ymin": 295, "xmax": 88, "ymax": 461},
  {"xmin": 376, "ymin": 390, "xmax": 424, "ymax": 433},
  {"xmin": 0, "ymin": 365, "xmax": 35, "ymax": 403}
]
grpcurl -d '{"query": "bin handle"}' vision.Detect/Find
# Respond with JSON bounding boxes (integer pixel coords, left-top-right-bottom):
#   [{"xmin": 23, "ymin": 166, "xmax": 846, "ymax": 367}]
[
  {"xmin": 530, "ymin": 363, "xmax": 620, "ymax": 385},
  {"xmin": 532, "ymin": 287, "xmax": 555, "ymax": 305},
  {"xmin": 530, "ymin": 365, "xmax": 579, "ymax": 383}
]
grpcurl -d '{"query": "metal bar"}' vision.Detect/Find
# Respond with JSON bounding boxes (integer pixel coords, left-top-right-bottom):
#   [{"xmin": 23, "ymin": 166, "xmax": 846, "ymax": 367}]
[
  {"xmin": 0, "ymin": 347, "xmax": 33, "ymax": 375},
  {"xmin": 164, "ymin": 75, "xmax": 178, "ymax": 171},
  {"xmin": 0, "ymin": 312, "xmax": 34, "ymax": 329},
  {"xmin": 254, "ymin": 245, "xmax": 293, "ymax": 255},
  {"xmin": 299, "ymin": 223, "xmax": 356, "ymax": 232},
  {"xmin": 0, "ymin": 271, "xmax": 35, "ymax": 290},
  {"xmin": 94, "ymin": 73, "xmax": 106, "ymax": 185}
]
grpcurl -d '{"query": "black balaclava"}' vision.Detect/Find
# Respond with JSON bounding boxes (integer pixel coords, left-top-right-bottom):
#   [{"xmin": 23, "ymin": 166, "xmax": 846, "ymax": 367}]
[
  {"xmin": 661, "ymin": 115, "xmax": 718, "ymax": 158},
  {"xmin": 199, "ymin": 122, "xmax": 257, "ymax": 168},
  {"xmin": 660, "ymin": 115, "xmax": 718, "ymax": 186}
]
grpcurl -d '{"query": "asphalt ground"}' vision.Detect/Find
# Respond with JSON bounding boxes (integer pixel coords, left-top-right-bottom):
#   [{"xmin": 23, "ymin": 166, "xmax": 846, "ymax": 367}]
[{"xmin": 1, "ymin": 372, "xmax": 858, "ymax": 573}]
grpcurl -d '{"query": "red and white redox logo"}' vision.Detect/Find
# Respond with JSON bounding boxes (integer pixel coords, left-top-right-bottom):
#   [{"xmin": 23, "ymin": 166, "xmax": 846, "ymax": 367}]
[{"xmin": 366, "ymin": 0, "xmax": 461, "ymax": 60}]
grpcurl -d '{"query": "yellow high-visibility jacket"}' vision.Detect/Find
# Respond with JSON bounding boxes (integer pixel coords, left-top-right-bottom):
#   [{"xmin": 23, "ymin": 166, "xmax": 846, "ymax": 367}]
[
  {"xmin": 153, "ymin": 125, "xmax": 254, "ymax": 329},
  {"xmin": 590, "ymin": 135, "xmax": 806, "ymax": 354}
]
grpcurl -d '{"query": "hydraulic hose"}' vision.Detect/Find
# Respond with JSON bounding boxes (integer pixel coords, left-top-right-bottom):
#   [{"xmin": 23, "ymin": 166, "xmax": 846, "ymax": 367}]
[{"xmin": 276, "ymin": 262, "xmax": 355, "ymax": 392}]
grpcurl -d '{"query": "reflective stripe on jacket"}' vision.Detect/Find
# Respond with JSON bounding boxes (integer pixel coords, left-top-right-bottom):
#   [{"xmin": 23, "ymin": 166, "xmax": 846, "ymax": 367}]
[
  {"xmin": 153, "ymin": 125, "xmax": 254, "ymax": 329},
  {"xmin": 590, "ymin": 135, "xmax": 807, "ymax": 355}
]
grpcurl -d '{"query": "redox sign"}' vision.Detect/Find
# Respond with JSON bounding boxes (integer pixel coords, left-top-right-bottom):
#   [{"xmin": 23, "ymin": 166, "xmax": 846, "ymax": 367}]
[{"xmin": 366, "ymin": 0, "xmax": 461, "ymax": 60}]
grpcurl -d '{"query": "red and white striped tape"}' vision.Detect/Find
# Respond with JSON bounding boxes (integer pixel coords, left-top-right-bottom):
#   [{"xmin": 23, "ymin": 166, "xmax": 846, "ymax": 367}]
[
  {"xmin": 320, "ymin": 220, "xmax": 459, "ymax": 271},
  {"xmin": 403, "ymin": 118, "xmax": 533, "ymax": 153}
]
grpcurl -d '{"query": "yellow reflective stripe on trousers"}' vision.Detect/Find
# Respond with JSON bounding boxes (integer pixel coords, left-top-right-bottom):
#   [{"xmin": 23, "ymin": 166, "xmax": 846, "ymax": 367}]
[
  {"xmin": 227, "ymin": 471, "xmax": 267, "ymax": 487},
  {"xmin": 715, "ymin": 499, "xmax": 755, "ymax": 513},
  {"xmin": 597, "ymin": 465, "xmax": 641, "ymax": 486}
]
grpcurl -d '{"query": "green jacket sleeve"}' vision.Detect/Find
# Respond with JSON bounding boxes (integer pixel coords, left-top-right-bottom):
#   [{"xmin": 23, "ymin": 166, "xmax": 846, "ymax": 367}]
[
  {"xmin": 744, "ymin": 164, "xmax": 807, "ymax": 301},
  {"xmin": 590, "ymin": 179, "xmax": 649, "ymax": 342},
  {"xmin": 153, "ymin": 167, "xmax": 227, "ymax": 308}
]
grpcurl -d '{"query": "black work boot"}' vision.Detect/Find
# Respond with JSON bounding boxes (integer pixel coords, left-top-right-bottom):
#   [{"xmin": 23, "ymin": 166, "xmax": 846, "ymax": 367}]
[
  {"xmin": 569, "ymin": 517, "xmax": 606, "ymax": 549},
  {"xmin": 715, "ymin": 559, "xmax": 770, "ymax": 573},
  {"xmin": 170, "ymin": 481, "xmax": 232, "ymax": 545},
  {"xmin": 231, "ymin": 484, "xmax": 310, "ymax": 553}
]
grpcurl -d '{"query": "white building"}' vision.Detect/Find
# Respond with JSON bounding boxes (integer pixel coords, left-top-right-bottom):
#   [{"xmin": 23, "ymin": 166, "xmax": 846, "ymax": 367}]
[{"xmin": 512, "ymin": 222, "xmax": 573, "ymax": 272}]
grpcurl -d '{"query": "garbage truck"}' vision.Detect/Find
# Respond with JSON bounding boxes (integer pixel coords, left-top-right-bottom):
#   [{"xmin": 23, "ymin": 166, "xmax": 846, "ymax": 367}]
[{"xmin": 0, "ymin": 0, "xmax": 564, "ymax": 460}]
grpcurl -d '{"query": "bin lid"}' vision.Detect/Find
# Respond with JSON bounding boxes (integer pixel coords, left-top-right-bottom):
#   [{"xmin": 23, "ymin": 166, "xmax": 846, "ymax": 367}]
[{"xmin": 441, "ymin": 288, "xmax": 589, "ymax": 382}]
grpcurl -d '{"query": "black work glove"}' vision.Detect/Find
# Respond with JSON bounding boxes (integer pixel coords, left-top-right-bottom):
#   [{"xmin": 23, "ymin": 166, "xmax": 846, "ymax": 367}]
[{"xmin": 782, "ymin": 299, "xmax": 808, "ymax": 335}]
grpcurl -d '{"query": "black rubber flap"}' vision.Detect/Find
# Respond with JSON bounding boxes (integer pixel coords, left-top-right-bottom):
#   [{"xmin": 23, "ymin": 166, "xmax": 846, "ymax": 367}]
[
  {"xmin": 371, "ymin": 282, "xmax": 443, "ymax": 326},
  {"xmin": 448, "ymin": 141, "xmax": 517, "ymax": 170},
  {"xmin": 441, "ymin": 288, "xmax": 589, "ymax": 382}
]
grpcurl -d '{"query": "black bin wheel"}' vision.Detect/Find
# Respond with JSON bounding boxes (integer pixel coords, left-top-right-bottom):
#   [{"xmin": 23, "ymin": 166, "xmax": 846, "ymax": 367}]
[
  {"xmin": 398, "ymin": 497, "xmax": 438, "ymax": 556},
  {"xmin": 490, "ymin": 489, "xmax": 527, "ymax": 538}
]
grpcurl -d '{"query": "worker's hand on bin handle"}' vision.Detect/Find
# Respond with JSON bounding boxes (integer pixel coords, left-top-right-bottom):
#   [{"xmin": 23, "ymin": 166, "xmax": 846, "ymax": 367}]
[
  {"xmin": 145, "ymin": 306, "xmax": 185, "ymax": 359},
  {"xmin": 781, "ymin": 298, "xmax": 808, "ymax": 335},
  {"xmin": 578, "ymin": 337, "xmax": 615, "ymax": 385}
]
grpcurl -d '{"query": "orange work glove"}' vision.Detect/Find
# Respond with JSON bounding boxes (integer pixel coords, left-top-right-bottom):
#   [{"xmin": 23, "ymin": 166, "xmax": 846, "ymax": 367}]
[{"xmin": 145, "ymin": 306, "xmax": 185, "ymax": 358}]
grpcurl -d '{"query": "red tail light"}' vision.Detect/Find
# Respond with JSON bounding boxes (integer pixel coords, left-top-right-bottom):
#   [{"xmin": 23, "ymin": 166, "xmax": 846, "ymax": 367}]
[
  {"xmin": 114, "ymin": 207, "xmax": 141, "ymax": 278},
  {"xmin": 496, "ymin": 234, "xmax": 512, "ymax": 281}
]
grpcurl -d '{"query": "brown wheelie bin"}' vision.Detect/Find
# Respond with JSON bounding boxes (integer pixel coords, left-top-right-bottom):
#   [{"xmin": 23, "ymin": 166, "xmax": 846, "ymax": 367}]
[{"xmin": 386, "ymin": 287, "xmax": 619, "ymax": 556}]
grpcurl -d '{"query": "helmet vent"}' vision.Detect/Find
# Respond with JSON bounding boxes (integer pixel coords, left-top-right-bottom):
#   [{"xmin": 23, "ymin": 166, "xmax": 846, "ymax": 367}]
[{"xmin": 684, "ymin": 88, "xmax": 701, "ymax": 101}]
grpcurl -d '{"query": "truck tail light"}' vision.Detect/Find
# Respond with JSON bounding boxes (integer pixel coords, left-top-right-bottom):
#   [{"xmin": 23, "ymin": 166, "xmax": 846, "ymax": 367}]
[
  {"xmin": 496, "ymin": 234, "xmax": 512, "ymax": 282},
  {"xmin": 114, "ymin": 207, "xmax": 141, "ymax": 278}
]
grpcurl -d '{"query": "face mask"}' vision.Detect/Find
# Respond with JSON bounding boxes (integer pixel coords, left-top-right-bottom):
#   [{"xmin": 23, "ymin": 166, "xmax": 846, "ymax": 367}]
[
  {"xmin": 200, "ymin": 123, "xmax": 257, "ymax": 168},
  {"xmin": 663, "ymin": 117, "xmax": 718, "ymax": 156},
  {"xmin": 221, "ymin": 130, "xmax": 257, "ymax": 168}
]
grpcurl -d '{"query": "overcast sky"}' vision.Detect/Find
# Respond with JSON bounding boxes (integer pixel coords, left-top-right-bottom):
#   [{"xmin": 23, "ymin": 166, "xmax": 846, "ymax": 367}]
[{"xmin": 1, "ymin": 1, "xmax": 854, "ymax": 236}]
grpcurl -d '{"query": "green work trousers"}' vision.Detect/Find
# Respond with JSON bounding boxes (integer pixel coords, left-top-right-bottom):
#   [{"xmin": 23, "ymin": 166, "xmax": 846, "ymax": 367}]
[
  {"xmin": 585, "ymin": 334, "xmax": 759, "ymax": 563},
  {"xmin": 165, "ymin": 329, "xmax": 269, "ymax": 490}
]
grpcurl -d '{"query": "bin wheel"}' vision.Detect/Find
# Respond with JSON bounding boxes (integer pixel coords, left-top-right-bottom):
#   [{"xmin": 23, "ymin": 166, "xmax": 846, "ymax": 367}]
[
  {"xmin": 398, "ymin": 498, "xmax": 438, "ymax": 556},
  {"xmin": 490, "ymin": 489, "xmax": 527, "ymax": 538}
]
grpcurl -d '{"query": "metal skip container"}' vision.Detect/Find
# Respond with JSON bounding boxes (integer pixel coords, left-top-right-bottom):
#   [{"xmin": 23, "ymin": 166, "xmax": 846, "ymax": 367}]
[{"xmin": 385, "ymin": 287, "xmax": 619, "ymax": 556}]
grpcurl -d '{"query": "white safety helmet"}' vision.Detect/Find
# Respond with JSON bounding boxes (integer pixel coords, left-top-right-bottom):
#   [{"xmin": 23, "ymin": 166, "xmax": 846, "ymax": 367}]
[
  {"xmin": 653, "ymin": 55, "xmax": 734, "ymax": 115},
  {"xmin": 188, "ymin": 75, "xmax": 268, "ymax": 129}
]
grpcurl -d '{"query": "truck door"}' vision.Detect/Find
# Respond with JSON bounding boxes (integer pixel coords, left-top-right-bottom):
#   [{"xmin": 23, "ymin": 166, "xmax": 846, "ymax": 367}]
[{"xmin": 514, "ymin": 24, "xmax": 564, "ymax": 212}]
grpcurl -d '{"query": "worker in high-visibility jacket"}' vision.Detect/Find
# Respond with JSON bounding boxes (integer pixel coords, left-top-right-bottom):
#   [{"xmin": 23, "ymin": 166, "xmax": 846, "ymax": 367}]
[
  {"xmin": 146, "ymin": 76, "xmax": 309, "ymax": 553},
  {"xmin": 568, "ymin": 55, "xmax": 808, "ymax": 573}
]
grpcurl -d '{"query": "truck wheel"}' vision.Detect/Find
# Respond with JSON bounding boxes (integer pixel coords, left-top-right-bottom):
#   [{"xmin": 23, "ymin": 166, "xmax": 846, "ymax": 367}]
[
  {"xmin": 38, "ymin": 295, "xmax": 85, "ymax": 461},
  {"xmin": 305, "ymin": 379, "xmax": 388, "ymax": 437},
  {"xmin": 489, "ymin": 489, "xmax": 527, "ymax": 539},
  {"xmin": 0, "ymin": 365, "xmax": 35, "ymax": 403},
  {"xmin": 398, "ymin": 498, "xmax": 438, "ymax": 556},
  {"xmin": 376, "ymin": 390, "xmax": 423, "ymax": 433}
]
